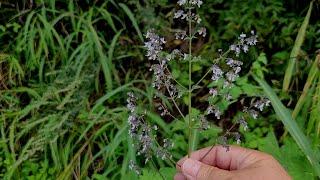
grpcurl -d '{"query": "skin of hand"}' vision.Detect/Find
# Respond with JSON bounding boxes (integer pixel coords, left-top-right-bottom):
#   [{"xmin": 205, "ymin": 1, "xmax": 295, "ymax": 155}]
[{"xmin": 175, "ymin": 145, "xmax": 291, "ymax": 180}]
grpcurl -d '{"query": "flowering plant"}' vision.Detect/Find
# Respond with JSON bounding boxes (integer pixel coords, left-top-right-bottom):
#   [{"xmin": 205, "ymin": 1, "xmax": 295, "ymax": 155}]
[{"xmin": 127, "ymin": 0, "xmax": 270, "ymax": 177}]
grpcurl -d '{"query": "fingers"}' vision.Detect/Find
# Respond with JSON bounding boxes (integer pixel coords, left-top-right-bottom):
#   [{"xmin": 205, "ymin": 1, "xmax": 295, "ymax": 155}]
[
  {"xmin": 178, "ymin": 145, "xmax": 266, "ymax": 170},
  {"xmin": 180, "ymin": 158, "xmax": 232, "ymax": 180},
  {"xmin": 175, "ymin": 146, "xmax": 291, "ymax": 180}
]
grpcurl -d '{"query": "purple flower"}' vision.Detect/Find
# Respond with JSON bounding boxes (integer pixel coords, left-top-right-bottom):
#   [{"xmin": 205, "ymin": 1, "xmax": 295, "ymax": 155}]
[
  {"xmin": 234, "ymin": 132, "xmax": 241, "ymax": 144},
  {"xmin": 207, "ymin": 105, "xmax": 221, "ymax": 119},
  {"xmin": 230, "ymin": 30, "xmax": 258, "ymax": 56},
  {"xmin": 199, "ymin": 115, "xmax": 210, "ymax": 130},
  {"xmin": 177, "ymin": 0, "xmax": 187, "ymax": 6},
  {"xmin": 129, "ymin": 160, "xmax": 141, "ymax": 175},
  {"xmin": 190, "ymin": 0, "xmax": 203, "ymax": 7},
  {"xmin": 253, "ymin": 98, "xmax": 271, "ymax": 111},
  {"xmin": 209, "ymin": 88, "xmax": 218, "ymax": 98},
  {"xmin": 211, "ymin": 65, "xmax": 223, "ymax": 81},
  {"xmin": 238, "ymin": 117, "xmax": 248, "ymax": 131},
  {"xmin": 144, "ymin": 29, "xmax": 166, "ymax": 61},
  {"xmin": 175, "ymin": 30, "xmax": 187, "ymax": 40},
  {"xmin": 197, "ymin": 27, "xmax": 206, "ymax": 37},
  {"xmin": 226, "ymin": 71, "xmax": 239, "ymax": 82},
  {"xmin": 127, "ymin": 92, "xmax": 137, "ymax": 112},
  {"xmin": 174, "ymin": 10, "xmax": 185, "ymax": 19}
]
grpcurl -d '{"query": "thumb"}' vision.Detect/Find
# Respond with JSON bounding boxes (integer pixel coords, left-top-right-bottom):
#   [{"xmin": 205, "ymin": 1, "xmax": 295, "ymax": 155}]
[{"xmin": 181, "ymin": 158, "xmax": 233, "ymax": 180}]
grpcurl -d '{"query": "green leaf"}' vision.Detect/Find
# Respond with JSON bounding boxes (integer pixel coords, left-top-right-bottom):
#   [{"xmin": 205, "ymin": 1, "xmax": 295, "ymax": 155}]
[
  {"xmin": 252, "ymin": 53, "xmax": 268, "ymax": 79},
  {"xmin": 253, "ymin": 75, "xmax": 320, "ymax": 177},
  {"xmin": 258, "ymin": 133, "xmax": 315, "ymax": 179},
  {"xmin": 159, "ymin": 167, "xmax": 176, "ymax": 180},
  {"xmin": 119, "ymin": 3, "xmax": 144, "ymax": 42},
  {"xmin": 258, "ymin": 131, "xmax": 281, "ymax": 159},
  {"xmin": 282, "ymin": 1, "xmax": 313, "ymax": 91},
  {"xmin": 280, "ymin": 139, "xmax": 315, "ymax": 179},
  {"xmin": 139, "ymin": 169, "xmax": 162, "ymax": 180},
  {"xmin": 292, "ymin": 54, "xmax": 320, "ymax": 118}
]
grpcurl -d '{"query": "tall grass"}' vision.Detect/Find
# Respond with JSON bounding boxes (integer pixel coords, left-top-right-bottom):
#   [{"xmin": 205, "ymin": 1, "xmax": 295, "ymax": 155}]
[{"xmin": 0, "ymin": 1, "xmax": 149, "ymax": 179}]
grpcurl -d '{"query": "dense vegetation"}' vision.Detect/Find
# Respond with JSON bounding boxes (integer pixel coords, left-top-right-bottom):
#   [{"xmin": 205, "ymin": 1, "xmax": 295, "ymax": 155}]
[{"xmin": 0, "ymin": 0, "xmax": 319, "ymax": 179}]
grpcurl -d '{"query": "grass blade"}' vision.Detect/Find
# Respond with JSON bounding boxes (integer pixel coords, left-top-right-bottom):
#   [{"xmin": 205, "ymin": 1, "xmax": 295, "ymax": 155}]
[
  {"xmin": 119, "ymin": 3, "xmax": 144, "ymax": 42},
  {"xmin": 108, "ymin": 29, "xmax": 123, "ymax": 86},
  {"xmin": 282, "ymin": 1, "xmax": 313, "ymax": 91},
  {"xmin": 87, "ymin": 23, "xmax": 113, "ymax": 91},
  {"xmin": 292, "ymin": 54, "xmax": 320, "ymax": 118},
  {"xmin": 253, "ymin": 75, "xmax": 320, "ymax": 177},
  {"xmin": 91, "ymin": 80, "xmax": 146, "ymax": 112},
  {"xmin": 308, "ymin": 74, "xmax": 320, "ymax": 137},
  {"xmin": 99, "ymin": 8, "xmax": 117, "ymax": 33}
]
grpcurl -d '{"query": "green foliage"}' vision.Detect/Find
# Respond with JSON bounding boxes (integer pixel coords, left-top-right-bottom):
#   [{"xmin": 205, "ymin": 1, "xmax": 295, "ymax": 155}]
[
  {"xmin": 139, "ymin": 167, "xmax": 175, "ymax": 180},
  {"xmin": 0, "ymin": 0, "xmax": 319, "ymax": 179},
  {"xmin": 283, "ymin": 1, "xmax": 314, "ymax": 91},
  {"xmin": 258, "ymin": 132, "xmax": 315, "ymax": 179},
  {"xmin": 253, "ymin": 75, "xmax": 320, "ymax": 177}
]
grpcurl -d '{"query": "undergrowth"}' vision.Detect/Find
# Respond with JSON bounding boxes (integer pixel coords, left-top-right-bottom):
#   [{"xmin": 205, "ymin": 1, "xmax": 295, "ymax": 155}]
[{"xmin": 0, "ymin": 0, "xmax": 319, "ymax": 179}]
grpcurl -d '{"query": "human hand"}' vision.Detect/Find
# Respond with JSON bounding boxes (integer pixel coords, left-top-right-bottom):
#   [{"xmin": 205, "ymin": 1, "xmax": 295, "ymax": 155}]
[{"xmin": 175, "ymin": 145, "xmax": 291, "ymax": 180}]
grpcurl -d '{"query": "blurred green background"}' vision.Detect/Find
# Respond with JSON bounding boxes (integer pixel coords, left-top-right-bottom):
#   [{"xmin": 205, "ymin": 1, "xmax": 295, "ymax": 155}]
[{"xmin": 0, "ymin": 0, "xmax": 319, "ymax": 179}]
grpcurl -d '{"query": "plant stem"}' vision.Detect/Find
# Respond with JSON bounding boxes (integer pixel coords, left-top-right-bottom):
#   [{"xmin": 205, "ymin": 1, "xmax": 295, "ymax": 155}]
[
  {"xmin": 165, "ymin": 85, "xmax": 185, "ymax": 119},
  {"xmin": 192, "ymin": 49, "xmax": 231, "ymax": 91},
  {"xmin": 199, "ymin": 122, "xmax": 238, "ymax": 162},
  {"xmin": 165, "ymin": 67, "xmax": 188, "ymax": 90},
  {"xmin": 150, "ymin": 159, "xmax": 165, "ymax": 180},
  {"xmin": 187, "ymin": 7, "xmax": 193, "ymax": 158}
]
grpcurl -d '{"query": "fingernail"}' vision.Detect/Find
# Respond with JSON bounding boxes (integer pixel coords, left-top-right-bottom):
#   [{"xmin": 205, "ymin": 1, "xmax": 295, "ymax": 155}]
[{"xmin": 182, "ymin": 158, "xmax": 201, "ymax": 177}]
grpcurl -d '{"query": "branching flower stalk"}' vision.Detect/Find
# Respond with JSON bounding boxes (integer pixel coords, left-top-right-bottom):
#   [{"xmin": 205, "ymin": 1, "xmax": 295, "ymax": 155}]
[{"xmin": 127, "ymin": 0, "xmax": 271, "ymax": 176}]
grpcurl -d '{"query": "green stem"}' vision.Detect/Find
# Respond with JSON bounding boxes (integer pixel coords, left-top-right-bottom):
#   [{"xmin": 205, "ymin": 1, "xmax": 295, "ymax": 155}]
[
  {"xmin": 165, "ymin": 85, "xmax": 185, "ymax": 119},
  {"xmin": 165, "ymin": 67, "xmax": 188, "ymax": 91},
  {"xmin": 150, "ymin": 159, "xmax": 165, "ymax": 180},
  {"xmin": 192, "ymin": 49, "xmax": 231, "ymax": 91},
  {"xmin": 187, "ymin": 7, "xmax": 193, "ymax": 158}
]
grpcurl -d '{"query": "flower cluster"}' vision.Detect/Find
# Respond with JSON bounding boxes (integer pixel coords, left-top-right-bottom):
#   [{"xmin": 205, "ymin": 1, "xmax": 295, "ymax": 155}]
[
  {"xmin": 145, "ymin": 30, "xmax": 166, "ymax": 61},
  {"xmin": 243, "ymin": 97, "xmax": 271, "ymax": 120},
  {"xmin": 127, "ymin": 92, "xmax": 174, "ymax": 173},
  {"xmin": 145, "ymin": 30, "xmax": 181, "ymax": 98},
  {"xmin": 129, "ymin": 160, "xmax": 141, "ymax": 175},
  {"xmin": 127, "ymin": 93, "xmax": 154, "ymax": 162},
  {"xmin": 199, "ymin": 115, "xmax": 210, "ymax": 130},
  {"xmin": 174, "ymin": 10, "xmax": 202, "ymax": 24},
  {"xmin": 156, "ymin": 139, "xmax": 174, "ymax": 160},
  {"xmin": 206, "ymin": 105, "xmax": 222, "ymax": 119},
  {"xmin": 175, "ymin": 30, "xmax": 187, "ymax": 40},
  {"xmin": 238, "ymin": 117, "xmax": 248, "ymax": 131},
  {"xmin": 206, "ymin": 30, "xmax": 258, "ymax": 121},
  {"xmin": 127, "ymin": 92, "xmax": 137, "ymax": 113},
  {"xmin": 230, "ymin": 31, "xmax": 258, "ymax": 56},
  {"xmin": 203, "ymin": 28, "xmax": 271, "ymax": 151},
  {"xmin": 174, "ymin": 0, "xmax": 206, "ymax": 39},
  {"xmin": 253, "ymin": 98, "xmax": 271, "ymax": 111},
  {"xmin": 177, "ymin": 0, "xmax": 203, "ymax": 7},
  {"xmin": 158, "ymin": 104, "xmax": 170, "ymax": 117}
]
